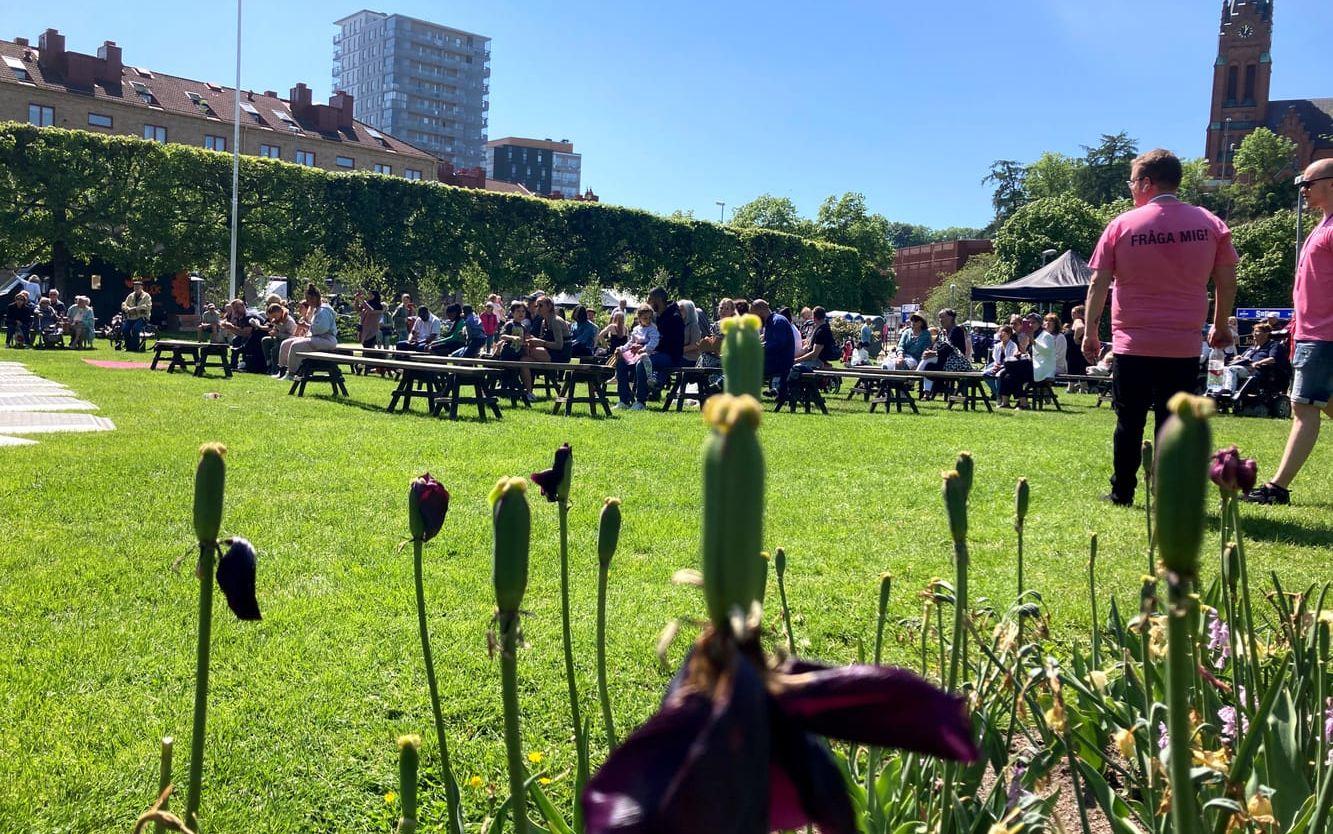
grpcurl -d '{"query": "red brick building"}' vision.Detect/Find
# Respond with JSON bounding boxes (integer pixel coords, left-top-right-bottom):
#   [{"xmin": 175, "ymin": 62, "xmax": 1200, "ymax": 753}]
[
  {"xmin": 892, "ymin": 240, "xmax": 992, "ymax": 306},
  {"xmin": 1204, "ymin": 1, "xmax": 1332, "ymax": 178}
]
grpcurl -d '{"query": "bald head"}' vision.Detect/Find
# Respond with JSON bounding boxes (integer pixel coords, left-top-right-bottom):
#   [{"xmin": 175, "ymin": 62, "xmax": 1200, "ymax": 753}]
[{"xmin": 1302, "ymin": 158, "xmax": 1333, "ymax": 213}]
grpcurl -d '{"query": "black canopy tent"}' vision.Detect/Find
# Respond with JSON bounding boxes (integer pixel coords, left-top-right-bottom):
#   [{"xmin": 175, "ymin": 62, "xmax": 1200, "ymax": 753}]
[{"xmin": 970, "ymin": 250, "xmax": 1093, "ymax": 304}]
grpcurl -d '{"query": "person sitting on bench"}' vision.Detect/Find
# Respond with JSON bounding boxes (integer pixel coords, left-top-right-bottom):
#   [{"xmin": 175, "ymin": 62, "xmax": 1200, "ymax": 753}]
[
  {"xmin": 120, "ymin": 280, "xmax": 153, "ymax": 352},
  {"xmin": 397, "ymin": 306, "xmax": 440, "ymax": 352},
  {"xmin": 68, "ymin": 296, "xmax": 96, "ymax": 349},
  {"xmin": 431, "ymin": 303, "xmax": 469, "ymax": 356},
  {"xmin": 788, "ymin": 306, "xmax": 840, "ymax": 384},
  {"xmin": 277, "ymin": 283, "xmax": 338, "ymax": 380}
]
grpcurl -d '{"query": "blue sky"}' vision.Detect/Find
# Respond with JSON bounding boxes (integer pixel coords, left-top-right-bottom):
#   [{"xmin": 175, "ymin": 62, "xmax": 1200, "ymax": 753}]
[{"xmin": 8, "ymin": 0, "xmax": 1329, "ymax": 228}]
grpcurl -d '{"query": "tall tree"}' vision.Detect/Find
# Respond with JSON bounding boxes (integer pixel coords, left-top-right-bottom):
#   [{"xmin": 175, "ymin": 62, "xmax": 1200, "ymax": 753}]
[
  {"xmin": 1224, "ymin": 128, "xmax": 1299, "ymax": 221},
  {"xmin": 1230, "ymin": 209, "xmax": 1315, "ymax": 308},
  {"xmin": 983, "ymin": 160, "xmax": 1029, "ymax": 224},
  {"xmin": 1024, "ymin": 152, "xmax": 1084, "ymax": 201},
  {"xmin": 991, "ymin": 195, "xmax": 1105, "ymax": 282},
  {"xmin": 729, "ymin": 194, "xmax": 812, "ymax": 236},
  {"xmin": 813, "ymin": 192, "xmax": 895, "ymax": 274},
  {"xmin": 1077, "ymin": 132, "xmax": 1139, "ymax": 206}
]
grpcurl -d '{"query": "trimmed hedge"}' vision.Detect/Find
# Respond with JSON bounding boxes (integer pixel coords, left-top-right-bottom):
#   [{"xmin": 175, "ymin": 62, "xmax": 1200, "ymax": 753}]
[{"xmin": 0, "ymin": 123, "xmax": 892, "ymax": 309}]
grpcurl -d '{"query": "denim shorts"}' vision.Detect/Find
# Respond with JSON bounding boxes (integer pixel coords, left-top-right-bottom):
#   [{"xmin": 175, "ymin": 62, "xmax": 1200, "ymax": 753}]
[{"xmin": 1290, "ymin": 340, "xmax": 1333, "ymax": 407}]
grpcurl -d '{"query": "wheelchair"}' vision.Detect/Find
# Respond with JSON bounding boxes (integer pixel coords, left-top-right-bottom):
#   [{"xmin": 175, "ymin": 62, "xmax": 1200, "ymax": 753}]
[{"xmin": 1209, "ymin": 364, "xmax": 1292, "ymax": 419}]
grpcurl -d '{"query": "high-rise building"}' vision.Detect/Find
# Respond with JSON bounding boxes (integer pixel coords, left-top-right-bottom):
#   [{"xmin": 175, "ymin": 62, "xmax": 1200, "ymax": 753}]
[
  {"xmin": 333, "ymin": 10, "xmax": 490, "ymax": 169},
  {"xmin": 485, "ymin": 137, "xmax": 582, "ymax": 198},
  {"xmin": 1204, "ymin": 0, "xmax": 1331, "ymax": 179}
]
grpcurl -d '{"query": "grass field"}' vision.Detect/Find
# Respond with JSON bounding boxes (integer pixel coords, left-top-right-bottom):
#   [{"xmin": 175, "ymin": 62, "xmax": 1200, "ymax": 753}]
[{"xmin": 1, "ymin": 343, "xmax": 1330, "ymax": 833}]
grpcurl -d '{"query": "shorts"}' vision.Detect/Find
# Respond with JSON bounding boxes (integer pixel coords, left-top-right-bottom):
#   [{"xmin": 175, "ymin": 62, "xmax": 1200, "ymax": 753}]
[{"xmin": 1289, "ymin": 340, "xmax": 1333, "ymax": 407}]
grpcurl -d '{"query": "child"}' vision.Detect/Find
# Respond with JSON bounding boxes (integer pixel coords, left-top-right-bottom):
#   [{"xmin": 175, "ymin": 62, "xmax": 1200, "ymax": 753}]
[
  {"xmin": 841, "ymin": 337, "xmax": 854, "ymax": 365},
  {"xmin": 851, "ymin": 341, "xmax": 870, "ymax": 366},
  {"xmin": 480, "ymin": 301, "xmax": 499, "ymax": 351},
  {"xmin": 620, "ymin": 304, "xmax": 659, "ymax": 366}
]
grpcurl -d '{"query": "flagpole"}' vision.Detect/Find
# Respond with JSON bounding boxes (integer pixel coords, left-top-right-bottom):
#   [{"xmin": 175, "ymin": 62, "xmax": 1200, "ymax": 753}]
[{"xmin": 228, "ymin": 0, "xmax": 242, "ymax": 300}]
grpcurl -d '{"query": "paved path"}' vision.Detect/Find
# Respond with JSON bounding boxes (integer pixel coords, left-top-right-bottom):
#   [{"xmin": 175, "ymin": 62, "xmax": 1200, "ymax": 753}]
[{"xmin": 0, "ymin": 362, "xmax": 113, "ymax": 446}]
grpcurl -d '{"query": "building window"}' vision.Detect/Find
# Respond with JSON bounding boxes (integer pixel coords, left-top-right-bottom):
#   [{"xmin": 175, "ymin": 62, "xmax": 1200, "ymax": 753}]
[
  {"xmin": 28, "ymin": 104, "xmax": 54, "ymax": 127},
  {"xmin": 1225, "ymin": 66, "xmax": 1238, "ymax": 104},
  {"xmin": 87, "ymin": 113, "xmax": 113, "ymax": 128},
  {"xmin": 204, "ymin": 135, "xmax": 227, "ymax": 152},
  {"xmin": 259, "ymin": 144, "xmax": 281, "ymax": 159},
  {"xmin": 374, "ymin": 163, "xmax": 392, "ymax": 175},
  {"xmin": 405, "ymin": 168, "xmax": 422, "ymax": 180},
  {"xmin": 1243, "ymin": 64, "xmax": 1257, "ymax": 103},
  {"xmin": 143, "ymin": 124, "xmax": 167, "ymax": 143},
  {"xmin": 336, "ymin": 155, "xmax": 355, "ymax": 168},
  {"xmin": 295, "ymin": 150, "xmax": 316, "ymax": 166}
]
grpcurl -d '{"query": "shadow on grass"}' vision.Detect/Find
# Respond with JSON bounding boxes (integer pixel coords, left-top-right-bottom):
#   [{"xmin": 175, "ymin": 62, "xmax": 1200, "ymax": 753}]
[{"xmin": 1231, "ymin": 513, "xmax": 1333, "ymax": 548}]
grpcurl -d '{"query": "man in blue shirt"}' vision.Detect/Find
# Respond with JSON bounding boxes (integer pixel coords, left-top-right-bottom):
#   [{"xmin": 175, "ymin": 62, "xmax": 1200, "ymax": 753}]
[{"xmin": 751, "ymin": 299, "xmax": 794, "ymax": 393}]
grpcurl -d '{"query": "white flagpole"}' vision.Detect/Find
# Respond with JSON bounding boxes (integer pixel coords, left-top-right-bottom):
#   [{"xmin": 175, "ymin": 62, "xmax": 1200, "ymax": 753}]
[{"xmin": 228, "ymin": 0, "xmax": 242, "ymax": 300}]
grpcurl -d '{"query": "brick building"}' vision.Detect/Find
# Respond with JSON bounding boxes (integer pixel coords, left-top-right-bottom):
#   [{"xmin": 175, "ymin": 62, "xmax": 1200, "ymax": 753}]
[
  {"xmin": 1204, "ymin": 1, "xmax": 1332, "ymax": 179},
  {"xmin": 892, "ymin": 240, "xmax": 993, "ymax": 306},
  {"xmin": 1, "ymin": 28, "xmax": 439, "ymax": 180}
]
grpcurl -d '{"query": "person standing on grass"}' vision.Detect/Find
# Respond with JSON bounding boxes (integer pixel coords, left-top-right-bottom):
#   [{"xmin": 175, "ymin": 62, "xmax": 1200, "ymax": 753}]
[
  {"xmin": 390, "ymin": 293, "xmax": 415, "ymax": 344},
  {"xmin": 1082, "ymin": 148, "xmax": 1237, "ymax": 506},
  {"xmin": 1244, "ymin": 159, "xmax": 1333, "ymax": 505}
]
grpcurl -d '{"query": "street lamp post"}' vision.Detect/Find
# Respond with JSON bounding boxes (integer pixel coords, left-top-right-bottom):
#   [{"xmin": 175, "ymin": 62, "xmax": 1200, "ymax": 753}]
[
  {"xmin": 1040, "ymin": 248, "xmax": 1058, "ymax": 266},
  {"xmin": 1221, "ymin": 117, "xmax": 1232, "ymax": 180},
  {"xmin": 228, "ymin": 0, "xmax": 242, "ymax": 301},
  {"xmin": 189, "ymin": 273, "xmax": 205, "ymax": 317},
  {"xmin": 715, "ymin": 201, "xmax": 726, "ymax": 223}
]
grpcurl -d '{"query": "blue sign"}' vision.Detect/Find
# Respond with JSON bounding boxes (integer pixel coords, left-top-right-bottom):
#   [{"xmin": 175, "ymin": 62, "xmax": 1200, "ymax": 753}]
[{"xmin": 1236, "ymin": 307, "xmax": 1293, "ymax": 321}]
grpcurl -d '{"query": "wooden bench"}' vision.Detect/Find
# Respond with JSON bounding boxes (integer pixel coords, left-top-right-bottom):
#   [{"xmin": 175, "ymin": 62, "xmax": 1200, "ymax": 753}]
[
  {"xmin": 775, "ymin": 369, "xmax": 830, "ymax": 414},
  {"xmin": 1056, "ymin": 373, "xmax": 1113, "ymax": 407},
  {"xmin": 302, "ymin": 350, "xmax": 501, "ymax": 420},
  {"xmin": 1026, "ymin": 378, "xmax": 1062, "ymax": 411},
  {"xmin": 422, "ymin": 354, "xmax": 615, "ymax": 418},
  {"xmin": 661, "ymin": 366, "xmax": 719, "ymax": 412},
  {"xmin": 287, "ymin": 354, "xmax": 350, "ymax": 398},
  {"xmin": 817, "ymin": 369, "xmax": 919, "ymax": 414},
  {"xmin": 151, "ymin": 339, "xmax": 232, "ymax": 378}
]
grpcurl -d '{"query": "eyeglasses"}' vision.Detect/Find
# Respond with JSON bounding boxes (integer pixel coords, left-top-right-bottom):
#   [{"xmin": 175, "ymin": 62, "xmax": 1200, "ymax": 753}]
[
  {"xmin": 1126, "ymin": 176, "xmax": 1148, "ymax": 190},
  {"xmin": 1298, "ymin": 176, "xmax": 1333, "ymax": 191}
]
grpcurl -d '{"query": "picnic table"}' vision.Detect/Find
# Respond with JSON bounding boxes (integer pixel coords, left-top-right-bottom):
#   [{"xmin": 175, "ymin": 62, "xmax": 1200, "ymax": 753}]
[
  {"xmin": 1056, "ymin": 373, "xmax": 1113, "ymax": 407},
  {"xmin": 151, "ymin": 339, "xmax": 232, "ymax": 378},
  {"xmin": 299, "ymin": 350, "xmax": 502, "ymax": 421},
  {"xmin": 797, "ymin": 366, "xmax": 993, "ymax": 413}
]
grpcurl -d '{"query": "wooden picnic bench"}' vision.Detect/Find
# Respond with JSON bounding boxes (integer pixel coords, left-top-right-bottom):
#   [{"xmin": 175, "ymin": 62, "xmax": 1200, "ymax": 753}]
[
  {"xmin": 816, "ymin": 368, "xmax": 919, "ymax": 414},
  {"xmin": 151, "ymin": 339, "xmax": 232, "ymax": 378},
  {"xmin": 1056, "ymin": 373, "xmax": 1113, "ymax": 407},
  {"xmin": 661, "ymin": 366, "xmax": 719, "ymax": 412},
  {"xmin": 301, "ymin": 351, "xmax": 502, "ymax": 420},
  {"xmin": 423, "ymin": 354, "xmax": 615, "ymax": 417}
]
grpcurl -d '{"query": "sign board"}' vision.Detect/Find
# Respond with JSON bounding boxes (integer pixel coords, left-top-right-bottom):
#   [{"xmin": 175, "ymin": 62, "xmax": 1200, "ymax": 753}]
[{"xmin": 1236, "ymin": 307, "xmax": 1292, "ymax": 321}]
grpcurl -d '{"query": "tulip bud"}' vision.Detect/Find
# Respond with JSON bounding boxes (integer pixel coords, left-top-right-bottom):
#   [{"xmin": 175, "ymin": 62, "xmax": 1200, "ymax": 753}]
[
  {"xmin": 943, "ymin": 470, "xmax": 968, "ymax": 544},
  {"xmin": 216, "ymin": 537, "xmax": 261, "ymax": 621},
  {"xmin": 408, "ymin": 473, "xmax": 449, "ymax": 543},
  {"xmin": 1015, "ymin": 478, "xmax": 1030, "ymax": 529},
  {"xmin": 531, "ymin": 443, "xmax": 572, "ymax": 504},
  {"xmin": 597, "ymin": 498, "xmax": 622, "ymax": 569},
  {"xmin": 773, "ymin": 547, "xmax": 786, "ymax": 579},
  {"xmin": 720, "ymin": 314, "xmax": 764, "ymax": 399},
  {"xmin": 1221, "ymin": 543, "xmax": 1240, "ymax": 591},
  {"xmin": 193, "ymin": 443, "xmax": 226, "ymax": 545},
  {"xmin": 954, "ymin": 452, "xmax": 974, "ymax": 498},
  {"xmin": 1155, "ymin": 394, "xmax": 1214, "ymax": 579},
  {"xmin": 397, "ymin": 734, "xmax": 421, "ymax": 831},
  {"xmin": 701, "ymin": 393, "xmax": 766, "ymax": 632},
  {"xmin": 1141, "ymin": 440, "xmax": 1154, "ymax": 484},
  {"xmin": 490, "ymin": 478, "xmax": 531, "ymax": 614}
]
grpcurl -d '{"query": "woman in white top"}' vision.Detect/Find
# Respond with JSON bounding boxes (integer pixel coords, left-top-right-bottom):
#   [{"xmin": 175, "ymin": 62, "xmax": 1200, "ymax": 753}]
[
  {"xmin": 984, "ymin": 325, "xmax": 1019, "ymax": 400},
  {"xmin": 1031, "ymin": 314, "xmax": 1061, "ymax": 383},
  {"xmin": 1047, "ymin": 314, "xmax": 1068, "ymax": 375},
  {"xmin": 278, "ymin": 284, "xmax": 340, "ymax": 380}
]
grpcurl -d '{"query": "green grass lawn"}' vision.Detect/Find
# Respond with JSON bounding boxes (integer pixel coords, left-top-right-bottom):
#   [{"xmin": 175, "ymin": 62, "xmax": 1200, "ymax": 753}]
[{"xmin": 1, "ymin": 343, "xmax": 1329, "ymax": 833}]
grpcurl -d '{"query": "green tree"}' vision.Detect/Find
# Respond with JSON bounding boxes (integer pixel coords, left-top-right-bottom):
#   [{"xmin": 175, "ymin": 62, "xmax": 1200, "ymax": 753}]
[
  {"xmin": 1077, "ymin": 132, "xmax": 1138, "ymax": 206},
  {"xmin": 1224, "ymin": 128, "xmax": 1299, "ymax": 221},
  {"xmin": 991, "ymin": 195, "xmax": 1105, "ymax": 282},
  {"xmin": 812, "ymin": 192, "xmax": 895, "ymax": 272},
  {"xmin": 1230, "ymin": 209, "xmax": 1315, "ymax": 308},
  {"xmin": 883, "ymin": 221, "xmax": 934, "ymax": 248},
  {"xmin": 983, "ymin": 159, "xmax": 1029, "ymax": 223},
  {"xmin": 1024, "ymin": 152, "xmax": 1084, "ymax": 201},
  {"xmin": 729, "ymin": 194, "xmax": 812, "ymax": 236},
  {"xmin": 928, "ymin": 225, "xmax": 988, "ymax": 242},
  {"xmin": 923, "ymin": 252, "xmax": 997, "ymax": 319}
]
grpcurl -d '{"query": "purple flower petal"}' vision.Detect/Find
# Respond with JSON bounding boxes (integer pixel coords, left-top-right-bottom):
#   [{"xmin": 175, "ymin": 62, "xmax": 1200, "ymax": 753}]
[
  {"xmin": 772, "ymin": 659, "xmax": 978, "ymax": 762},
  {"xmin": 216, "ymin": 537, "xmax": 261, "ymax": 621},
  {"xmin": 531, "ymin": 443, "xmax": 572, "ymax": 503},
  {"xmin": 583, "ymin": 654, "xmax": 770, "ymax": 834},
  {"xmin": 410, "ymin": 473, "xmax": 449, "ymax": 542},
  {"xmin": 768, "ymin": 723, "xmax": 858, "ymax": 834}
]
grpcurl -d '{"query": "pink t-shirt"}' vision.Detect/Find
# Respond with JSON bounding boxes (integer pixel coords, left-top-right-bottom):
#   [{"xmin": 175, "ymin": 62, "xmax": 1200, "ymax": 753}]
[
  {"xmin": 1293, "ymin": 214, "xmax": 1333, "ymax": 341},
  {"xmin": 1089, "ymin": 196, "xmax": 1239, "ymax": 358}
]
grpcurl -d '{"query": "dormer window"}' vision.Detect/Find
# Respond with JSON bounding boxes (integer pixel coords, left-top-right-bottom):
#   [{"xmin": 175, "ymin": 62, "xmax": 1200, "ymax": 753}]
[{"xmin": 3, "ymin": 55, "xmax": 32, "ymax": 83}]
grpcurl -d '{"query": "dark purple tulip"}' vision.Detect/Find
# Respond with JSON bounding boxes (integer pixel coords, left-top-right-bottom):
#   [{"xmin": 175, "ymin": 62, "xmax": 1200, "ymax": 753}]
[
  {"xmin": 216, "ymin": 537, "xmax": 260, "ymax": 621},
  {"xmin": 582, "ymin": 640, "xmax": 977, "ymax": 834},
  {"xmin": 1209, "ymin": 445, "xmax": 1240, "ymax": 492},
  {"xmin": 531, "ymin": 443, "xmax": 572, "ymax": 503},
  {"xmin": 1237, "ymin": 457, "xmax": 1258, "ymax": 493},
  {"xmin": 409, "ymin": 473, "xmax": 449, "ymax": 542}
]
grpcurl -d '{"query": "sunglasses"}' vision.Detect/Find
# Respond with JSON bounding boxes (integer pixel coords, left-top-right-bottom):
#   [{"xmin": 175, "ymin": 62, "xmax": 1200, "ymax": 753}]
[{"xmin": 1298, "ymin": 176, "xmax": 1333, "ymax": 191}]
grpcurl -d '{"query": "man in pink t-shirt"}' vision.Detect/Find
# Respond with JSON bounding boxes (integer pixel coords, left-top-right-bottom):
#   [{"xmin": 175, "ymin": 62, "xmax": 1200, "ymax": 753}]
[
  {"xmin": 1244, "ymin": 158, "xmax": 1333, "ymax": 505},
  {"xmin": 1082, "ymin": 148, "xmax": 1238, "ymax": 505}
]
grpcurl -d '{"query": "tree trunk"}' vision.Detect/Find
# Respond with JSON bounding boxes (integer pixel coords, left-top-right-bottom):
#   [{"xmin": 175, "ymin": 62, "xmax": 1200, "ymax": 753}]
[{"xmin": 51, "ymin": 238, "xmax": 70, "ymax": 298}]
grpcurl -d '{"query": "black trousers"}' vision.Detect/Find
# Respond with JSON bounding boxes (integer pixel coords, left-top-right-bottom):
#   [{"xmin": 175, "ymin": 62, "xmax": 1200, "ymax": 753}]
[{"xmin": 1110, "ymin": 354, "xmax": 1200, "ymax": 500}]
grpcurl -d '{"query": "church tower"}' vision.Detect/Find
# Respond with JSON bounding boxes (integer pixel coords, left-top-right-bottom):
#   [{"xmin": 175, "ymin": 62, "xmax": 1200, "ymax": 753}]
[{"xmin": 1206, "ymin": 0, "xmax": 1274, "ymax": 178}]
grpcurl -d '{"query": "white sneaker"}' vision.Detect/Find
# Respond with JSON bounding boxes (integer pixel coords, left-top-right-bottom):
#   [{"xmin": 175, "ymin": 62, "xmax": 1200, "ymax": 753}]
[
  {"xmin": 630, "ymin": 402, "xmax": 646, "ymax": 411},
  {"xmin": 612, "ymin": 402, "xmax": 628, "ymax": 410},
  {"xmin": 282, "ymin": 374, "xmax": 297, "ymax": 382}
]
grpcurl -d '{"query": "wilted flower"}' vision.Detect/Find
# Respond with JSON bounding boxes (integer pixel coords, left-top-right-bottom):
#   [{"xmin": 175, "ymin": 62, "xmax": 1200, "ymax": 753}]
[
  {"xmin": 408, "ymin": 473, "xmax": 449, "ymax": 543},
  {"xmin": 581, "ymin": 637, "xmax": 977, "ymax": 834},
  {"xmin": 1247, "ymin": 793, "xmax": 1275, "ymax": 825},
  {"xmin": 1114, "ymin": 728, "xmax": 1136, "ymax": 760},
  {"xmin": 216, "ymin": 537, "xmax": 260, "ymax": 621},
  {"xmin": 1206, "ymin": 613, "xmax": 1231, "ymax": 669},
  {"xmin": 1209, "ymin": 446, "xmax": 1259, "ymax": 495},
  {"xmin": 531, "ymin": 443, "xmax": 572, "ymax": 503},
  {"xmin": 1192, "ymin": 747, "xmax": 1229, "ymax": 772}
]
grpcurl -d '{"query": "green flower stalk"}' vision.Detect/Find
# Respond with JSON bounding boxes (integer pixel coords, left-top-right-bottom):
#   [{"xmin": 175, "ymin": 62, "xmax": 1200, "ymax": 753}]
[
  {"xmin": 1014, "ymin": 478, "xmax": 1029, "ymax": 596},
  {"xmin": 1088, "ymin": 533, "xmax": 1101, "ymax": 670},
  {"xmin": 720, "ymin": 313, "xmax": 764, "ymax": 399},
  {"xmin": 155, "ymin": 737, "xmax": 173, "ymax": 834},
  {"xmin": 596, "ymin": 498, "xmax": 622, "ymax": 750},
  {"xmin": 1154, "ymin": 393, "xmax": 1213, "ymax": 834},
  {"xmin": 701, "ymin": 394, "xmax": 765, "ymax": 634},
  {"xmin": 942, "ymin": 469, "xmax": 969, "ymax": 691},
  {"xmin": 1142, "ymin": 439, "xmax": 1155, "ymax": 575},
  {"xmin": 185, "ymin": 443, "xmax": 225, "ymax": 833},
  {"xmin": 396, "ymin": 735, "xmax": 421, "ymax": 834},
  {"xmin": 774, "ymin": 547, "xmax": 796, "ymax": 655},
  {"xmin": 407, "ymin": 475, "xmax": 462, "ymax": 834},
  {"xmin": 491, "ymin": 477, "xmax": 531, "ymax": 834}
]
